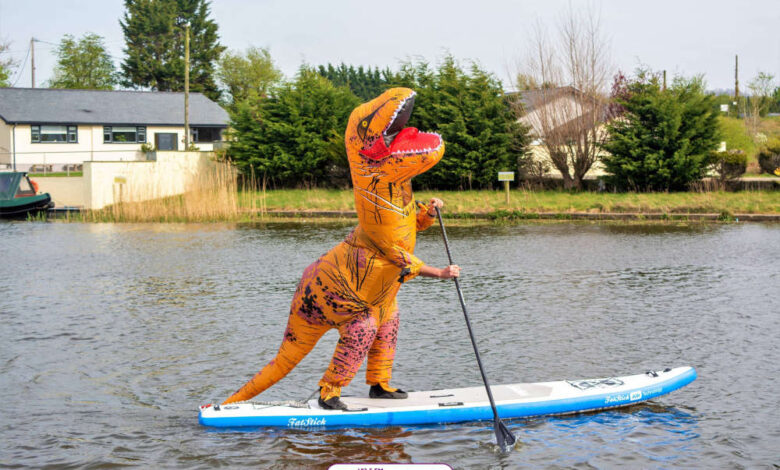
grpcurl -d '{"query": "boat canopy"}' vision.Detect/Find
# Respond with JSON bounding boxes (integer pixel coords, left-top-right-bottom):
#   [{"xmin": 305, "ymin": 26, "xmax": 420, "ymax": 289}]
[{"xmin": 0, "ymin": 172, "xmax": 32, "ymax": 200}]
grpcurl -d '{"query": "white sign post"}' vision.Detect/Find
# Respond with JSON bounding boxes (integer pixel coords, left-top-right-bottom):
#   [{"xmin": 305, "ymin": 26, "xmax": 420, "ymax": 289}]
[{"xmin": 498, "ymin": 172, "xmax": 515, "ymax": 204}]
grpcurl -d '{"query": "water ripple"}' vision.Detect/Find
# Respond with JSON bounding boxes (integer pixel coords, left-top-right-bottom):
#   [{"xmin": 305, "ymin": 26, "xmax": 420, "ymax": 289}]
[{"xmin": 1, "ymin": 221, "xmax": 779, "ymax": 468}]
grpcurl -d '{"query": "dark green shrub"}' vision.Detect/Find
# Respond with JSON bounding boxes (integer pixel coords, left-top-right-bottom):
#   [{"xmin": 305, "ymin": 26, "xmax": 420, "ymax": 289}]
[
  {"xmin": 391, "ymin": 56, "xmax": 531, "ymax": 190},
  {"xmin": 602, "ymin": 72, "xmax": 720, "ymax": 191},
  {"xmin": 708, "ymin": 149, "xmax": 747, "ymax": 190},
  {"xmin": 227, "ymin": 67, "xmax": 360, "ymax": 187},
  {"xmin": 757, "ymin": 139, "xmax": 780, "ymax": 176}
]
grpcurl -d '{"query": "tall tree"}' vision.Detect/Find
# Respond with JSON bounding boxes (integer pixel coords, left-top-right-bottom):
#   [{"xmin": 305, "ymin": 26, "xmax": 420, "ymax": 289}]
[
  {"xmin": 0, "ymin": 39, "xmax": 16, "ymax": 87},
  {"xmin": 49, "ymin": 33, "xmax": 117, "ymax": 90},
  {"xmin": 602, "ymin": 71, "xmax": 720, "ymax": 191},
  {"xmin": 120, "ymin": 0, "xmax": 224, "ymax": 100},
  {"xmin": 217, "ymin": 46, "xmax": 282, "ymax": 110},
  {"xmin": 317, "ymin": 63, "xmax": 393, "ymax": 101}
]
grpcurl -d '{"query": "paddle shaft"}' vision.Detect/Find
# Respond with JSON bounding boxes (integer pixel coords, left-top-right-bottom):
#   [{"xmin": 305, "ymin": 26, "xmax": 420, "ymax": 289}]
[{"xmin": 434, "ymin": 207, "xmax": 515, "ymax": 450}]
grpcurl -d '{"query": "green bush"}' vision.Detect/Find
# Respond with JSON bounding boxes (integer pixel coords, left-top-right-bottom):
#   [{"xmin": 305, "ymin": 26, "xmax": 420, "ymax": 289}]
[
  {"xmin": 708, "ymin": 149, "xmax": 747, "ymax": 190},
  {"xmin": 603, "ymin": 72, "xmax": 720, "ymax": 191},
  {"xmin": 227, "ymin": 66, "xmax": 360, "ymax": 187},
  {"xmin": 227, "ymin": 57, "xmax": 530, "ymax": 189},
  {"xmin": 391, "ymin": 56, "xmax": 530, "ymax": 190},
  {"xmin": 757, "ymin": 139, "xmax": 780, "ymax": 176}
]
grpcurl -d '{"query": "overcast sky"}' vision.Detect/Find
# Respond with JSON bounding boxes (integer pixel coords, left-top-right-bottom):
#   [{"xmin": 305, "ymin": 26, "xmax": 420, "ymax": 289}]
[{"xmin": 1, "ymin": 0, "xmax": 778, "ymax": 92}]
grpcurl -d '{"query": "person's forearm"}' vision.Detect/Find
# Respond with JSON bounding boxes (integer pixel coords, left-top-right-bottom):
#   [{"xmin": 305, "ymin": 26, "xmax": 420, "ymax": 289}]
[
  {"xmin": 419, "ymin": 264, "xmax": 460, "ymax": 279},
  {"xmin": 419, "ymin": 264, "xmax": 444, "ymax": 278}
]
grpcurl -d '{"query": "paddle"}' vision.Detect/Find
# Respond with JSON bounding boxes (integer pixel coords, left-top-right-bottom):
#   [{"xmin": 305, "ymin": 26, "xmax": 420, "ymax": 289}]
[{"xmin": 434, "ymin": 206, "xmax": 517, "ymax": 453}]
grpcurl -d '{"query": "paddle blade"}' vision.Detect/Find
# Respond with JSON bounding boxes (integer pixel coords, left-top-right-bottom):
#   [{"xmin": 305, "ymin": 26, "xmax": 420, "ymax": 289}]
[{"xmin": 494, "ymin": 418, "xmax": 517, "ymax": 453}]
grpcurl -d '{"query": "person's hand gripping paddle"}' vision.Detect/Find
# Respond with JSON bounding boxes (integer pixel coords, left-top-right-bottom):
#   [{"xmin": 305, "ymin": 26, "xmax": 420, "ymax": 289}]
[{"xmin": 434, "ymin": 206, "xmax": 517, "ymax": 453}]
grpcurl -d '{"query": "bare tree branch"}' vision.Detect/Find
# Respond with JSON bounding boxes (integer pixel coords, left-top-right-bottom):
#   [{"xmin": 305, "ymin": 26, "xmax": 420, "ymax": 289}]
[{"xmin": 512, "ymin": 4, "xmax": 613, "ymax": 189}]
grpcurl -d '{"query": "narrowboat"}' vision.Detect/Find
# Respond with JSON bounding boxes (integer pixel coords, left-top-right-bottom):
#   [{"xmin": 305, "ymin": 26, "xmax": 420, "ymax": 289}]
[{"xmin": 0, "ymin": 172, "xmax": 54, "ymax": 218}]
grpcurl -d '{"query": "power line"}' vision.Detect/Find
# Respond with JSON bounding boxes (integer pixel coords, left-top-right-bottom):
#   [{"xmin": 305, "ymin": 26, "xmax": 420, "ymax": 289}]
[
  {"xmin": 33, "ymin": 38, "xmax": 58, "ymax": 46},
  {"xmin": 10, "ymin": 40, "xmax": 30, "ymax": 87}
]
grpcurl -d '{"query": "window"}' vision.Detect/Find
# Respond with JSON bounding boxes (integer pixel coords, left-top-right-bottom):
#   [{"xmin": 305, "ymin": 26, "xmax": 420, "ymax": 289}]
[
  {"xmin": 31, "ymin": 125, "xmax": 77, "ymax": 143},
  {"xmin": 16, "ymin": 177, "xmax": 36, "ymax": 197},
  {"xmin": 191, "ymin": 127, "xmax": 223, "ymax": 143},
  {"xmin": 104, "ymin": 126, "xmax": 147, "ymax": 143}
]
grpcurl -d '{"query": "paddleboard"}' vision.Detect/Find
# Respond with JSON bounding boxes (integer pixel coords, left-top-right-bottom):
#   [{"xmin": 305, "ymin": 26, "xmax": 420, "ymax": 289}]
[{"xmin": 199, "ymin": 366, "xmax": 695, "ymax": 429}]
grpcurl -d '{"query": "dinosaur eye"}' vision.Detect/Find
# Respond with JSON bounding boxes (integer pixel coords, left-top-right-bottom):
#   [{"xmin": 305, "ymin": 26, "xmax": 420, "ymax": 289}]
[
  {"xmin": 357, "ymin": 118, "xmax": 371, "ymax": 140},
  {"xmin": 356, "ymin": 105, "xmax": 383, "ymax": 141}
]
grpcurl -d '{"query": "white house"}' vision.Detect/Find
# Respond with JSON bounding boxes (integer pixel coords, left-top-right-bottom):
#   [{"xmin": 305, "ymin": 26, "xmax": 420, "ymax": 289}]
[
  {"xmin": 514, "ymin": 86, "xmax": 610, "ymax": 179},
  {"xmin": 0, "ymin": 87, "xmax": 229, "ymax": 172}
]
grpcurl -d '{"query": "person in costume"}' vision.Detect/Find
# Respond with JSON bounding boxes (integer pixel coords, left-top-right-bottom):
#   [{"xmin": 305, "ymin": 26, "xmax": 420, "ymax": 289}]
[{"xmin": 223, "ymin": 88, "xmax": 458, "ymax": 410}]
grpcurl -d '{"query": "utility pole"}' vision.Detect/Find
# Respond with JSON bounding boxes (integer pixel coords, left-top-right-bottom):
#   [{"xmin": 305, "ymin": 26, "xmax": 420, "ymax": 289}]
[
  {"xmin": 30, "ymin": 37, "xmax": 35, "ymax": 88},
  {"xmin": 662, "ymin": 70, "xmax": 667, "ymax": 91},
  {"xmin": 734, "ymin": 54, "xmax": 740, "ymax": 117},
  {"xmin": 184, "ymin": 22, "xmax": 190, "ymax": 150}
]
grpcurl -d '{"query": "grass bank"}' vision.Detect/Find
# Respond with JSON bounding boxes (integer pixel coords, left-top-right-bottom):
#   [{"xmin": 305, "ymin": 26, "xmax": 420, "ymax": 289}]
[
  {"xmin": 55, "ymin": 187, "xmax": 779, "ymax": 224},
  {"xmin": 241, "ymin": 189, "xmax": 780, "ymax": 215},
  {"xmin": 718, "ymin": 115, "xmax": 780, "ymax": 174},
  {"xmin": 29, "ymin": 172, "xmax": 83, "ymax": 177}
]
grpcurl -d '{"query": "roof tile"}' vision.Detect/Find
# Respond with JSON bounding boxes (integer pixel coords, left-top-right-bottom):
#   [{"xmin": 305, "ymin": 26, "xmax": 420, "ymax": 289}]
[{"xmin": 0, "ymin": 88, "xmax": 229, "ymax": 126}]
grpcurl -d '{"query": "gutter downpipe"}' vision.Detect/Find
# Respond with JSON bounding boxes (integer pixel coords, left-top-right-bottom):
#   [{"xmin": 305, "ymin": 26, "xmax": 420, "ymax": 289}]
[{"xmin": 12, "ymin": 123, "xmax": 16, "ymax": 170}]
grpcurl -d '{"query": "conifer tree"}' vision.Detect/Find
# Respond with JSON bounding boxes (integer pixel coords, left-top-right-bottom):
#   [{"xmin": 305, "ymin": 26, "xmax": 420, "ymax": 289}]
[
  {"xmin": 120, "ymin": 0, "xmax": 224, "ymax": 100},
  {"xmin": 392, "ymin": 56, "xmax": 530, "ymax": 189},
  {"xmin": 228, "ymin": 67, "xmax": 360, "ymax": 187},
  {"xmin": 603, "ymin": 71, "xmax": 720, "ymax": 191},
  {"xmin": 316, "ymin": 63, "xmax": 393, "ymax": 101}
]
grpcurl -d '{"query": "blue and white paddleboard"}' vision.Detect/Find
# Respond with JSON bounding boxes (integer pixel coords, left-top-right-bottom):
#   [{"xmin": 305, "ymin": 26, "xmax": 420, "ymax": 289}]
[{"xmin": 199, "ymin": 366, "xmax": 696, "ymax": 429}]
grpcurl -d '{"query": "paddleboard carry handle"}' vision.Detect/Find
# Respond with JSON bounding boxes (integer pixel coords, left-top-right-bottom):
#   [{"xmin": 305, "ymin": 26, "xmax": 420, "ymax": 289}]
[{"xmin": 434, "ymin": 207, "xmax": 517, "ymax": 453}]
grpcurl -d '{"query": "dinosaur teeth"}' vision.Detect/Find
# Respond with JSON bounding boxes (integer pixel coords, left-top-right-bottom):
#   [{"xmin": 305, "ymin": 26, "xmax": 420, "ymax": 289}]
[
  {"xmin": 384, "ymin": 91, "xmax": 417, "ymax": 135},
  {"xmin": 390, "ymin": 142, "xmax": 443, "ymax": 156}
]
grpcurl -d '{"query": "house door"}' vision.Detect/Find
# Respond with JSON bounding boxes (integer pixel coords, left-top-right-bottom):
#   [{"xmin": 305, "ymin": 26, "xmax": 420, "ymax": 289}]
[{"xmin": 155, "ymin": 133, "xmax": 178, "ymax": 151}]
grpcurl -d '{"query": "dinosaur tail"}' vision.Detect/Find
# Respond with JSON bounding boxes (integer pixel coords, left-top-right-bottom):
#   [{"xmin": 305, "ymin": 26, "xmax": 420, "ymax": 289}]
[{"xmin": 222, "ymin": 316, "xmax": 328, "ymax": 404}]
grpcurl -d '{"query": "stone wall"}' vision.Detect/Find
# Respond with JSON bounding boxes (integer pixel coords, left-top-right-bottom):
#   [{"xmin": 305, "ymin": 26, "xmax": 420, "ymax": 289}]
[{"xmin": 82, "ymin": 151, "xmax": 214, "ymax": 209}]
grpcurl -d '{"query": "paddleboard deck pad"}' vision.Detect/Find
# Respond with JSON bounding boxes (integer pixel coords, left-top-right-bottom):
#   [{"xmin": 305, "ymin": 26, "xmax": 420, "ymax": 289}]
[{"xmin": 199, "ymin": 366, "xmax": 696, "ymax": 429}]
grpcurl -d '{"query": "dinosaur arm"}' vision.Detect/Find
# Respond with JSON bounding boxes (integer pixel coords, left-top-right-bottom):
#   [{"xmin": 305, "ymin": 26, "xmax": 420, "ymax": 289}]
[
  {"xmin": 378, "ymin": 239, "xmax": 425, "ymax": 281},
  {"xmin": 415, "ymin": 201, "xmax": 435, "ymax": 231},
  {"xmin": 359, "ymin": 227, "xmax": 426, "ymax": 282}
]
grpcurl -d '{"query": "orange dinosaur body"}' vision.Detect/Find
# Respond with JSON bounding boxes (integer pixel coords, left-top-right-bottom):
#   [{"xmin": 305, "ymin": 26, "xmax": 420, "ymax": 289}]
[{"xmin": 224, "ymin": 88, "xmax": 444, "ymax": 404}]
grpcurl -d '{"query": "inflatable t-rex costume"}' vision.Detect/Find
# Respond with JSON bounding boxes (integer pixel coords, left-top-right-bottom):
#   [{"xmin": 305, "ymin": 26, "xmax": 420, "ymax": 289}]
[{"xmin": 224, "ymin": 88, "xmax": 444, "ymax": 408}]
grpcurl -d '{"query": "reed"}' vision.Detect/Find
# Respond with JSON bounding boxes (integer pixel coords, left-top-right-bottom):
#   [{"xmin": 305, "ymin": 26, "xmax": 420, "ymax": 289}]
[
  {"xmin": 70, "ymin": 178, "xmax": 778, "ymax": 224},
  {"xmin": 83, "ymin": 161, "xmax": 240, "ymax": 222}
]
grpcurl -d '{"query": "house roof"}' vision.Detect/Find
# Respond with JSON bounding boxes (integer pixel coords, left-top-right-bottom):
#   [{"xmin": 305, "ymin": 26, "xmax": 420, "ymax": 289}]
[
  {"xmin": 507, "ymin": 86, "xmax": 579, "ymax": 114},
  {"xmin": 0, "ymin": 88, "xmax": 229, "ymax": 126}
]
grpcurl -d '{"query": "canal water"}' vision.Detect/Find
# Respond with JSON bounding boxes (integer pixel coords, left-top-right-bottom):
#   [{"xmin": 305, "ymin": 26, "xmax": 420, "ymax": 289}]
[{"xmin": 1, "ymin": 221, "xmax": 778, "ymax": 469}]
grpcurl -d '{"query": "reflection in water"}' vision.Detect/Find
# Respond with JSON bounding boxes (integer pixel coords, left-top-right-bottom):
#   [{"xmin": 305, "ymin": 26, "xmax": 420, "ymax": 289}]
[
  {"xmin": 1, "ymin": 221, "xmax": 778, "ymax": 468},
  {"xmin": 281, "ymin": 427, "xmax": 414, "ymax": 469}
]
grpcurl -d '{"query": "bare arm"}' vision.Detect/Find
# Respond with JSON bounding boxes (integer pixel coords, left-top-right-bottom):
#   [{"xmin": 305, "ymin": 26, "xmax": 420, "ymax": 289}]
[{"xmin": 420, "ymin": 264, "xmax": 460, "ymax": 279}]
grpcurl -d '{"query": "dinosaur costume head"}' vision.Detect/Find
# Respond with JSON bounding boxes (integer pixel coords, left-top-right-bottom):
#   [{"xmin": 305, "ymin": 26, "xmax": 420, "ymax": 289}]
[{"xmin": 345, "ymin": 88, "xmax": 444, "ymax": 185}]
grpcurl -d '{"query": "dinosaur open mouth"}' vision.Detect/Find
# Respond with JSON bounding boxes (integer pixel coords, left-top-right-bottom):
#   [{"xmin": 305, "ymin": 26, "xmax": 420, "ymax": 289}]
[
  {"xmin": 383, "ymin": 94, "xmax": 415, "ymax": 146},
  {"xmin": 382, "ymin": 93, "xmax": 442, "ymax": 156}
]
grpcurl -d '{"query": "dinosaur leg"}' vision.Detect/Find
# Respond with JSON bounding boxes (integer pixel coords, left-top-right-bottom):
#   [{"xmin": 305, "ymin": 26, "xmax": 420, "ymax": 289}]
[
  {"xmin": 366, "ymin": 304, "xmax": 400, "ymax": 388},
  {"xmin": 318, "ymin": 311, "xmax": 379, "ymax": 401},
  {"xmin": 365, "ymin": 304, "xmax": 406, "ymax": 398},
  {"xmin": 222, "ymin": 311, "xmax": 329, "ymax": 404}
]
